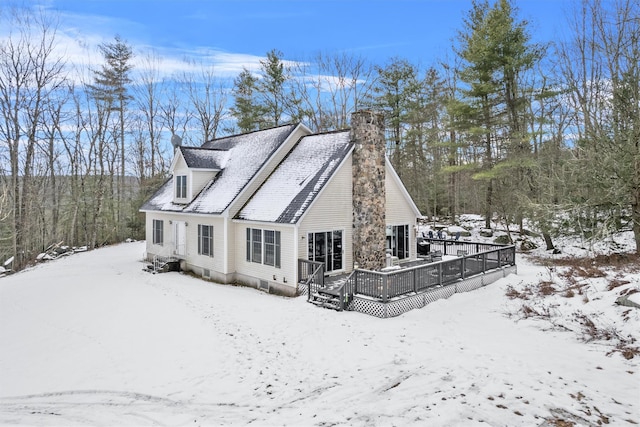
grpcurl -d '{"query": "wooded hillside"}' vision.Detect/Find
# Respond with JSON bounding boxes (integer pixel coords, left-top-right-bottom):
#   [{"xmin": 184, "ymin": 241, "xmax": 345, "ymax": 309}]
[{"xmin": 1, "ymin": 0, "xmax": 638, "ymax": 269}]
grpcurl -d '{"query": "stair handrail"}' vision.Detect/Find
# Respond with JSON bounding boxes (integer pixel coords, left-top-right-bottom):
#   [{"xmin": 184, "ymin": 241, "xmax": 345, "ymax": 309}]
[
  {"xmin": 151, "ymin": 245, "xmax": 174, "ymax": 273},
  {"xmin": 333, "ymin": 269, "xmax": 358, "ymax": 311},
  {"xmin": 305, "ymin": 262, "xmax": 325, "ymax": 301}
]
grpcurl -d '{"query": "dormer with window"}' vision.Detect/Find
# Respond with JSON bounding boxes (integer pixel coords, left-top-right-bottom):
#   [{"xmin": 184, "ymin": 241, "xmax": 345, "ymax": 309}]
[{"xmin": 170, "ymin": 146, "xmax": 229, "ymax": 204}]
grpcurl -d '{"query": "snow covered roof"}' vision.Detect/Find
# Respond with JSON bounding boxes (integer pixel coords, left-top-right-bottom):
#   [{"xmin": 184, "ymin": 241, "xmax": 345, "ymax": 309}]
[
  {"xmin": 179, "ymin": 147, "xmax": 229, "ymax": 170},
  {"xmin": 236, "ymin": 130, "xmax": 353, "ymax": 224},
  {"xmin": 141, "ymin": 124, "xmax": 298, "ymax": 214}
]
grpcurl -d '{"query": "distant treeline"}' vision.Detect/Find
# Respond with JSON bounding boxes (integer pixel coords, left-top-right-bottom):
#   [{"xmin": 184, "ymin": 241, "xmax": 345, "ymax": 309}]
[{"xmin": 1, "ymin": 0, "xmax": 638, "ymax": 269}]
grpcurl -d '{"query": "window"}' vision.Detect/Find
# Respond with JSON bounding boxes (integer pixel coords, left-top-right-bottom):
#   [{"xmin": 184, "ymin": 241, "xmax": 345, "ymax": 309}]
[
  {"xmin": 264, "ymin": 230, "xmax": 280, "ymax": 268},
  {"xmin": 387, "ymin": 224, "xmax": 409, "ymax": 259},
  {"xmin": 198, "ymin": 224, "xmax": 214, "ymax": 257},
  {"xmin": 152, "ymin": 219, "xmax": 163, "ymax": 245},
  {"xmin": 176, "ymin": 175, "xmax": 187, "ymax": 199},
  {"xmin": 246, "ymin": 228, "xmax": 281, "ymax": 268},
  {"xmin": 252, "ymin": 229, "xmax": 262, "ymax": 263}
]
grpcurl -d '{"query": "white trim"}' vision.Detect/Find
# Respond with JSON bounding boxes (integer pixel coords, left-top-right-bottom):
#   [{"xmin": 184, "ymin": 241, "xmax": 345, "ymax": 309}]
[
  {"xmin": 168, "ymin": 149, "xmax": 184, "ymax": 172},
  {"xmin": 223, "ymin": 216, "xmax": 229, "ymax": 275},
  {"xmin": 189, "ymin": 167, "xmax": 222, "ymax": 172},
  {"xmin": 293, "ymin": 225, "xmax": 299, "ymax": 283},
  {"xmin": 232, "ymin": 219, "xmax": 296, "ymax": 229},
  {"xmin": 139, "ymin": 210, "xmax": 224, "ymax": 218}
]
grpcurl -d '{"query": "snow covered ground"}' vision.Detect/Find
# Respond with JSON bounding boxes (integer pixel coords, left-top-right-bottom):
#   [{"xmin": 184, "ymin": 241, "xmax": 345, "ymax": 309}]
[{"xmin": 0, "ymin": 233, "xmax": 638, "ymax": 426}]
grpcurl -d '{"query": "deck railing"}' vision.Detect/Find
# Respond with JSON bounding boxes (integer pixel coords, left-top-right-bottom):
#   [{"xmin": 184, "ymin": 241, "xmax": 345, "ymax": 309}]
[
  {"xmin": 426, "ymin": 238, "xmax": 503, "ymax": 256},
  {"xmin": 352, "ymin": 244, "xmax": 516, "ymax": 302},
  {"xmin": 298, "ymin": 259, "xmax": 325, "ymax": 299}
]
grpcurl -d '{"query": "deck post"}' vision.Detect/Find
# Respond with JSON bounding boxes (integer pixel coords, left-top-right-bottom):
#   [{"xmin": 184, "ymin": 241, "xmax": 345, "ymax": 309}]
[
  {"xmin": 383, "ymin": 274, "xmax": 388, "ymax": 302},
  {"xmin": 437, "ymin": 263, "xmax": 443, "ymax": 286},
  {"xmin": 353, "ymin": 269, "xmax": 358, "ymax": 294},
  {"xmin": 413, "ymin": 268, "xmax": 417, "ymax": 293}
]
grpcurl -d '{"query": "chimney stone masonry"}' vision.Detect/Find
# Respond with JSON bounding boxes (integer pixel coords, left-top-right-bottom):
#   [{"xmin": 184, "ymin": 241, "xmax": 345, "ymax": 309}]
[{"xmin": 351, "ymin": 110, "xmax": 386, "ymax": 271}]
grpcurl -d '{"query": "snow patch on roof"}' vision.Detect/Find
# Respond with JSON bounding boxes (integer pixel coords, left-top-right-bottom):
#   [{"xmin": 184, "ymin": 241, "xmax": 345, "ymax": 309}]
[
  {"xmin": 180, "ymin": 147, "xmax": 229, "ymax": 170},
  {"xmin": 140, "ymin": 178, "xmax": 179, "ymax": 212},
  {"xmin": 237, "ymin": 131, "xmax": 352, "ymax": 224},
  {"xmin": 142, "ymin": 125, "xmax": 297, "ymax": 214}
]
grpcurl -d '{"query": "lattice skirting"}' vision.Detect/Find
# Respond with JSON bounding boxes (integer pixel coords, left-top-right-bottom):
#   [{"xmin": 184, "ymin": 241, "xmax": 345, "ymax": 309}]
[
  {"xmin": 349, "ymin": 266, "xmax": 516, "ymax": 318},
  {"xmin": 297, "ymin": 282, "xmax": 309, "ymax": 297}
]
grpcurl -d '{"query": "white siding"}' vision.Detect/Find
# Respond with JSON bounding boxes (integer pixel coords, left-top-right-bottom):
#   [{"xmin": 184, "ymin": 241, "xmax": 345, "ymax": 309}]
[
  {"xmin": 186, "ymin": 216, "xmax": 226, "ymax": 274},
  {"xmin": 385, "ymin": 164, "xmax": 419, "ymax": 259},
  {"xmin": 145, "ymin": 212, "xmax": 227, "ymax": 275},
  {"xmin": 234, "ymin": 222, "xmax": 297, "ymax": 293},
  {"xmin": 172, "ymin": 157, "xmax": 188, "ymax": 204},
  {"xmin": 190, "ymin": 170, "xmax": 216, "ymax": 199},
  {"xmin": 298, "ymin": 156, "xmax": 353, "ymax": 273}
]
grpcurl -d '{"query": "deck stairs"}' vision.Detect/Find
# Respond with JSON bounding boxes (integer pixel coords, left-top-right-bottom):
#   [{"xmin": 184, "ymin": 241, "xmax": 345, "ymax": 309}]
[
  {"xmin": 144, "ymin": 254, "xmax": 179, "ymax": 274},
  {"xmin": 309, "ymin": 286, "xmax": 343, "ymax": 311},
  {"xmin": 307, "ymin": 273, "xmax": 353, "ymax": 311}
]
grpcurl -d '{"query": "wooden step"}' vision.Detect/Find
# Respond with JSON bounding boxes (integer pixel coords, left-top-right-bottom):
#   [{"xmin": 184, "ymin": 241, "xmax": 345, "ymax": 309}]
[{"xmin": 310, "ymin": 292, "xmax": 342, "ymax": 311}]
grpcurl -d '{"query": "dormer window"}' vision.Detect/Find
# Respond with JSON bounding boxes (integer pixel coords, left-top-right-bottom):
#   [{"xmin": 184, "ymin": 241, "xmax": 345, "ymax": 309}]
[{"xmin": 176, "ymin": 175, "xmax": 187, "ymax": 199}]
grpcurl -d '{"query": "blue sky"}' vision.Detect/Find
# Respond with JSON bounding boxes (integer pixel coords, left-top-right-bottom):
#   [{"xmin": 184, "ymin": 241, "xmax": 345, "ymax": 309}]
[{"xmin": 40, "ymin": 0, "xmax": 574, "ymax": 78}]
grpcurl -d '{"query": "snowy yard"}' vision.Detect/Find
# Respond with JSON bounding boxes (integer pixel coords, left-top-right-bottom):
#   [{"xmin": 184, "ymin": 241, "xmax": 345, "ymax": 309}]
[{"xmin": 0, "ymin": 239, "xmax": 638, "ymax": 426}]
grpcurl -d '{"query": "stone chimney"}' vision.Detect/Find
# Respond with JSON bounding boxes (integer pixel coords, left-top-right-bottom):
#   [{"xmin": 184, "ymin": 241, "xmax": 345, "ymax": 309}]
[{"xmin": 351, "ymin": 110, "xmax": 386, "ymax": 271}]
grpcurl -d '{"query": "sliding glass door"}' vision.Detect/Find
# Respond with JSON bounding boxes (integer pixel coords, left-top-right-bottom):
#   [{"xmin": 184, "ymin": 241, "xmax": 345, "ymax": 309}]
[{"xmin": 307, "ymin": 230, "xmax": 343, "ymax": 272}]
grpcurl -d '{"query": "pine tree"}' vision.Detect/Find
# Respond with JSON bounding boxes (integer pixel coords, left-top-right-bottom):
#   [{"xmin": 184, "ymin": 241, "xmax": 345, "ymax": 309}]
[
  {"xmin": 258, "ymin": 49, "xmax": 288, "ymax": 128},
  {"xmin": 230, "ymin": 67, "xmax": 264, "ymax": 133},
  {"xmin": 90, "ymin": 35, "xmax": 133, "ymax": 241},
  {"xmin": 453, "ymin": 0, "xmax": 541, "ymax": 230}
]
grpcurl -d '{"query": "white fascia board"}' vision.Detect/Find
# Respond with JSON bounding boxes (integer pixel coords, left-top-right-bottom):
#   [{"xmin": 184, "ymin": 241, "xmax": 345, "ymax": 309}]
[
  {"xmin": 293, "ymin": 145, "xmax": 355, "ymax": 225},
  {"xmin": 168, "ymin": 149, "xmax": 184, "ymax": 173},
  {"xmin": 232, "ymin": 218, "xmax": 297, "ymax": 229}
]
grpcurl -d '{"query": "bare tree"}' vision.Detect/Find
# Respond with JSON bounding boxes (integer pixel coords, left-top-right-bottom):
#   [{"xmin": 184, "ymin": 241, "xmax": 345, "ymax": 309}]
[
  {"xmin": 133, "ymin": 51, "xmax": 165, "ymax": 179},
  {"xmin": 160, "ymin": 77, "xmax": 193, "ymax": 146},
  {"xmin": 557, "ymin": 0, "xmax": 640, "ymax": 252},
  {"xmin": 290, "ymin": 51, "xmax": 375, "ymax": 132},
  {"xmin": 0, "ymin": 6, "xmax": 67, "ymax": 266},
  {"xmin": 183, "ymin": 62, "xmax": 228, "ymax": 143}
]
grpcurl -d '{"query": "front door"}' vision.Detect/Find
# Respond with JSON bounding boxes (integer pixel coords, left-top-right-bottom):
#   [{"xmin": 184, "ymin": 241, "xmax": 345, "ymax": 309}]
[
  {"xmin": 174, "ymin": 221, "xmax": 186, "ymax": 257},
  {"xmin": 308, "ymin": 230, "xmax": 343, "ymax": 273}
]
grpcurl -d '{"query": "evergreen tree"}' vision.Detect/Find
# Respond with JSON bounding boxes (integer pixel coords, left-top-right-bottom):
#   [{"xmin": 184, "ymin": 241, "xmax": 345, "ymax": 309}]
[
  {"xmin": 370, "ymin": 58, "xmax": 421, "ymax": 161},
  {"xmin": 230, "ymin": 67, "xmax": 264, "ymax": 133},
  {"xmin": 454, "ymin": 0, "xmax": 541, "ymax": 230},
  {"xmin": 258, "ymin": 49, "xmax": 288, "ymax": 127}
]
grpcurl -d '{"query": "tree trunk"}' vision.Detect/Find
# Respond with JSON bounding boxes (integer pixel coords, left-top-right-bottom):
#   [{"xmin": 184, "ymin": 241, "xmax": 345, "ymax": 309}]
[{"xmin": 633, "ymin": 187, "xmax": 640, "ymax": 255}]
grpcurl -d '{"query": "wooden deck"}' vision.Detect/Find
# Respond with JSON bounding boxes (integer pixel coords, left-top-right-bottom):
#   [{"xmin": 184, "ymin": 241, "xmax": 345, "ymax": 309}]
[{"xmin": 298, "ymin": 240, "xmax": 517, "ymax": 316}]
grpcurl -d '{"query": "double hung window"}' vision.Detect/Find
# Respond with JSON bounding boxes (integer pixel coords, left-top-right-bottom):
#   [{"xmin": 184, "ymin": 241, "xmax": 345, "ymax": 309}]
[
  {"xmin": 152, "ymin": 219, "xmax": 163, "ymax": 245},
  {"xmin": 176, "ymin": 175, "xmax": 187, "ymax": 199},
  {"xmin": 198, "ymin": 225, "xmax": 214, "ymax": 257},
  {"xmin": 246, "ymin": 228, "xmax": 281, "ymax": 268}
]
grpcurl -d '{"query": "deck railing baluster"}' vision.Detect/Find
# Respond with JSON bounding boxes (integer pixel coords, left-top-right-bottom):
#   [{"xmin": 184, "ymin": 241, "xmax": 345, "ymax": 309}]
[{"xmin": 300, "ymin": 242, "xmax": 515, "ymax": 309}]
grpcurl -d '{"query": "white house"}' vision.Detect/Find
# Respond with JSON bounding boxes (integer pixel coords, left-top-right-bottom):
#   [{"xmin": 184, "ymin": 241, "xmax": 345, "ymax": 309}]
[{"xmin": 141, "ymin": 111, "xmax": 421, "ymax": 296}]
